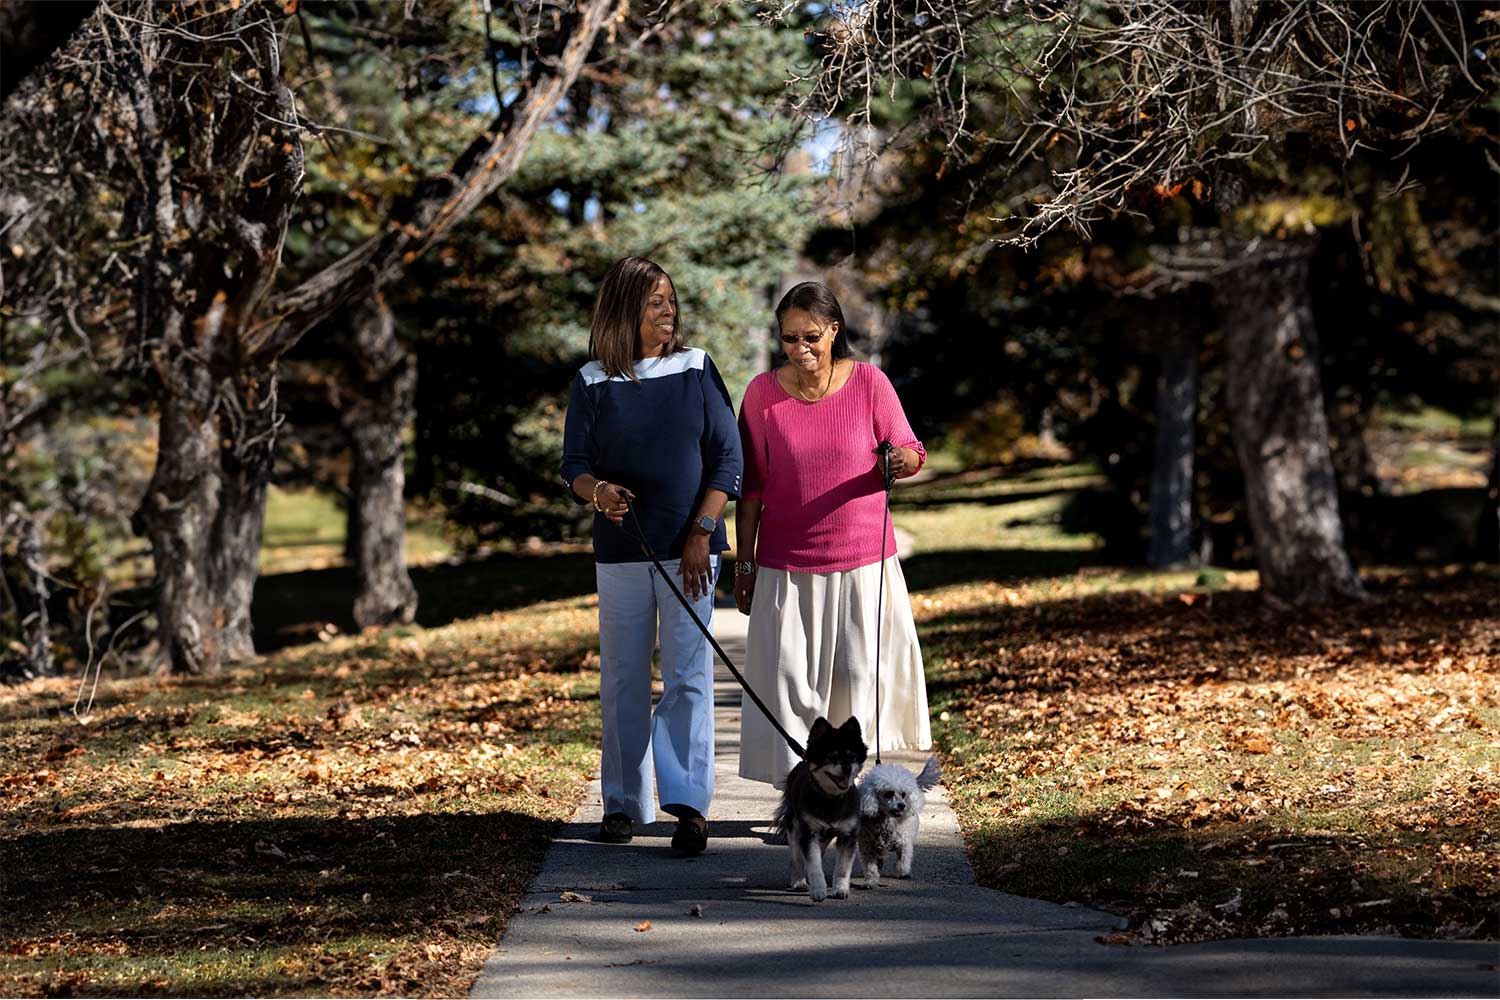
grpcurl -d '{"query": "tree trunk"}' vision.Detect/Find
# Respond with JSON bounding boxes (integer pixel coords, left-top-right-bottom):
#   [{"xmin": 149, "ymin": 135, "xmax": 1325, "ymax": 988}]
[
  {"xmin": 119, "ymin": 0, "xmax": 607, "ymax": 672},
  {"xmin": 116, "ymin": 4, "xmax": 301, "ymax": 675},
  {"xmin": 1480, "ymin": 398, "xmax": 1499, "ymax": 561},
  {"xmin": 343, "ymin": 467, "xmax": 363, "ymax": 567},
  {"xmin": 1326, "ymin": 392, "xmax": 1380, "ymax": 501},
  {"xmin": 1218, "ymin": 247, "xmax": 1364, "ymax": 605},
  {"xmin": 135, "ymin": 386, "xmax": 222, "ymax": 676},
  {"xmin": 1147, "ymin": 325, "xmax": 1199, "ymax": 569},
  {"xmin": 340, "ymin": 292, "xmax": 418, "ymax": 628},
  {"xmin": 11, "ymin": 507, "xmax": 55, "ymax": 678},
  {"xmin": 209, "ymin": 371, "xmax": 279, "ymax": 663},
  {"xmin": 1325, "ymin": 388, "xmax": 1381, "ymax": 555}
]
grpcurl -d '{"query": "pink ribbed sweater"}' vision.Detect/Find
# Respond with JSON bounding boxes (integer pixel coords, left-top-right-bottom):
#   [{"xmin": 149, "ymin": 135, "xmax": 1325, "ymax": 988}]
[{"xmin": 738, "ymin": 362, "xmax": 925, "ymax": 573}]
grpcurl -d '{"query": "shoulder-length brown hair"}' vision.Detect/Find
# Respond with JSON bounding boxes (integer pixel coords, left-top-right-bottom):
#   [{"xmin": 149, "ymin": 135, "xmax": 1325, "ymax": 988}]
[{"xmin": 589, "ymin": 256, "xmax": 683, "ymax": 380}]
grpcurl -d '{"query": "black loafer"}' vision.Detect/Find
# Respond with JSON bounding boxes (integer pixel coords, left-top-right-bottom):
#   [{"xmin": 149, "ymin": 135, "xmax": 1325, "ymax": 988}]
[
  {"xmin": 671, "ymin": 818, "xmax": 708, "ymax": 855},
  {"xmin": 598, "ymin": 812, "xmax": 633, "ymax": 843}
]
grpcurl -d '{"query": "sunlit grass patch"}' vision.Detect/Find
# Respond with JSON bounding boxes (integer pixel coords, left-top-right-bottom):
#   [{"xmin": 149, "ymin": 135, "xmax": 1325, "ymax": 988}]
[
  {"xmin": 259, "ymin": 488, "xmax": 454, "ymax": 576},
  {"xmin": 109, "ymin": 487, "xmax": 455, "ymax": 584}
]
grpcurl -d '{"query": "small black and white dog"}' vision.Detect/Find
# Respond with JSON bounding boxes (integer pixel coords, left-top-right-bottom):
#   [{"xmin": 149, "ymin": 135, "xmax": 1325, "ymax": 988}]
[
  {"xmin": 773, "ymin": 716, "xmax": 868, "ymax": 902},
  {"xmin": 857, "ymin": 756, "xmax": 941, "ymax": 887}
]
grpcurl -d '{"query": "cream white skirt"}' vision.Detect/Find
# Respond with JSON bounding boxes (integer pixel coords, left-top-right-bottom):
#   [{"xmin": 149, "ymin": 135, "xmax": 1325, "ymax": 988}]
[{"xmin": 737, "ymin": 555, "xmax": 931, "ymax": 787}]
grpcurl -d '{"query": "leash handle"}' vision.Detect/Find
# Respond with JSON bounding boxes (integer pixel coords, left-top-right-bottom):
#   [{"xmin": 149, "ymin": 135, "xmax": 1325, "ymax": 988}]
[
  {"xmin": 877, "ymin": 440, "xmax": 896, "ymax": 491},
  {"xmin": 874, "ymin": 440, "xmax": 895, "ymax": 766},
  {"xmin": 622, "ymin": 501, "xmax": 806, "ymax": 760}
]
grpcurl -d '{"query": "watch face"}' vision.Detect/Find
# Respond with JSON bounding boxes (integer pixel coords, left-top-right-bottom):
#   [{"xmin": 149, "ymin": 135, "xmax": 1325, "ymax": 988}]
[{"xmin": 698, "ymin": 515, "xmax": 716, "ymax": 532}]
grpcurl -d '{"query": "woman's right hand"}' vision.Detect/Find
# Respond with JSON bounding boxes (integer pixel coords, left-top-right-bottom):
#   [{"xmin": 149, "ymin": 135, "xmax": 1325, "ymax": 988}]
[
  {"xmin": 733, "ymin": 571, "xmax": 755, "ymax": 614},
  {"xmin": 596, "ymin": 483, "xmax": 633, "ymax": 525}
]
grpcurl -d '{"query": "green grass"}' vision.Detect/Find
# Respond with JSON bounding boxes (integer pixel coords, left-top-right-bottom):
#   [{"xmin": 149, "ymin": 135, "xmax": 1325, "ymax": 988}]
[
  {"xmin": 1375, "ymin": 405, "xmax": 1492, "ymax": 439},
  {"xmin": 111, "ymin": 487, "xmax": 454, "ymax": 583},
  {"xmin": 260, "ymin": 488, "xmax": 453, "ymax": 575}
]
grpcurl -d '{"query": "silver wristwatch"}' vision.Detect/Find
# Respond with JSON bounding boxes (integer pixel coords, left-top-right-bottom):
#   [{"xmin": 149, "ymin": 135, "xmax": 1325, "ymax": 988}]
[{"xmin": 694, "ymin": 514, "xmax": 717, "ymax": 535}]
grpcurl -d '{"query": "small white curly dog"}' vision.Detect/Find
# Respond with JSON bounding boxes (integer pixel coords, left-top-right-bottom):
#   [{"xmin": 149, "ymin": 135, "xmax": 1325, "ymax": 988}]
[{"xmin": 856, "ymin": 756, "xmax": 941, "ymax": 887}]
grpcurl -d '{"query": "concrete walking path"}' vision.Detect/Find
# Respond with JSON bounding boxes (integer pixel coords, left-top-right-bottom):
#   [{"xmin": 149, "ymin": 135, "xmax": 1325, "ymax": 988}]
[{"xmin": 473, "ymin": 608, "xmax": 1498, "ymax": 998}]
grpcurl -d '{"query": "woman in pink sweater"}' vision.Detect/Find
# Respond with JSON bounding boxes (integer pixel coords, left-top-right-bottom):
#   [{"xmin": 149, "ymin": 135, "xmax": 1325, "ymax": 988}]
[{"xmin": 734, "ymin": 281, "xmax": 932, "ymax": 786}]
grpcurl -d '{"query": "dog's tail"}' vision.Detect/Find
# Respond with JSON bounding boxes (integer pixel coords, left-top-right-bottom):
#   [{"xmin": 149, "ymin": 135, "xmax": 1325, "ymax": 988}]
[
  {"xmin": 916, "ymin": 755, "xmax": 941, "ymax": 791},
  {"xmin": 770, "ymin": 786, "xmax": 790, "ymax": 837}
]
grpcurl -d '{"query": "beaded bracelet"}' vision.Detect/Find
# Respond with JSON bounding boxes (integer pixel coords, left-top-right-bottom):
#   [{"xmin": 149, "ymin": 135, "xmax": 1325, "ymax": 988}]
[{"xmin": 591, "ymin": 480, "xmax": 609, "ymax": 512}]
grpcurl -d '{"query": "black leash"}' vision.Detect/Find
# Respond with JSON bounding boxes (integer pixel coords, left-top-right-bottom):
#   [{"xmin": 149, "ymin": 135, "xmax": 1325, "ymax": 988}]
[
  {"xmin": 874, "ymin": 441, "xmax": 895, "ymax": 767},
  {"xmin": 622, "ymin": 501, "xmax": 806, "ymax": 760}
]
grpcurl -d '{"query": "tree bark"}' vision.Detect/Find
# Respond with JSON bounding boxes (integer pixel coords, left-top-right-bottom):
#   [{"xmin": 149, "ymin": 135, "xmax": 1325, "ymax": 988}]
[
  {"xmin": 1217, "ymin": 246, "xmax": 1364, "ymax": 605},
  {"xmin": 10, "ymin": 506, "xmax": 56, "ymax": 678},
  {"xmin": 1147, "ymin": 324, "xmax": 1199, "ymax": 569},
  {"xmin": 209, "ymin": 372, "xmax": 280, "ymax": 662},
  {"xmin": 136, "ymin": 386, "xmax": 222, "ymax": 676},
  {"xmin": 118, "ymin": 3, "xmax": 301, "ymax": 675},
  {"xmin": 339, "ymin": 292, "xmax": 418, "ymax": 628}
]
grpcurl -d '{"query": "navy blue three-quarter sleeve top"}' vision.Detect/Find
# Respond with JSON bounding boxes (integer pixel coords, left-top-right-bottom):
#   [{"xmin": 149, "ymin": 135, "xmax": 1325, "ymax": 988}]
[{"xmin": 560, "ymin": 347, "xmax": 743, "ymax": 563}]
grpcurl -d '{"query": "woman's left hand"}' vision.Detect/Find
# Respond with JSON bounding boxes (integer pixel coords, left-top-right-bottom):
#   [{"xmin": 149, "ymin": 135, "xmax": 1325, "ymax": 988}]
[{"xmin": 678, "ymin": 534, "xmax": 714, "ymax": 601}]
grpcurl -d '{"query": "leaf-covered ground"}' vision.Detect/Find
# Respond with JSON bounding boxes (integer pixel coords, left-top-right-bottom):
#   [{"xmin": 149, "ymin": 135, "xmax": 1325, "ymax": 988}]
[
  {"xmin": 0, "ymin": 596, "xmax": 603, "ymax": 997},
  {"xmin": 921, "ymin": 566, "xmax": 1500, "ymax": 945},
  {"xmin": 4, "ymin": 458, "xmax": 1495, "ymax": 996}
]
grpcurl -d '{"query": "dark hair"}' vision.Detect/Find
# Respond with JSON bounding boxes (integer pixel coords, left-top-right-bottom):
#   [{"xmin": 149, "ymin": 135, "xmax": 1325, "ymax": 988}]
[
  {"xmin": 774, "ymin": 281, "xmax": 852, "ymax": 359},
  {"xmin": 589, "ymin": 256, "xmax": 683, "ymax": 379}
]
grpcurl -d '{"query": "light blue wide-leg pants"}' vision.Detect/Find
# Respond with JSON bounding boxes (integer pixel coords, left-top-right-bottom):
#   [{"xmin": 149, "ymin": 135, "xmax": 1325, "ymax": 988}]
[{"xmin": 595, "ymin": 557, "xmax": 718, "ymax": 825}]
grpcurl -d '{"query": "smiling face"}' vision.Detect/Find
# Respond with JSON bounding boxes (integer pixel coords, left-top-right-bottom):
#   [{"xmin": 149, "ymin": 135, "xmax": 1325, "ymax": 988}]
[
  {"xmin": 779, "ymin": 307, "xmax": 838, "ymax": 377},
  {"xmin": 635, "ymin": 274, "xmax": 678, "ymax": 359}
]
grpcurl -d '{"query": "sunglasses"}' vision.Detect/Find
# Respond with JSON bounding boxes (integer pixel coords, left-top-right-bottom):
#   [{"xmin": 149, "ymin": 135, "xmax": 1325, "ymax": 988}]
[{"xmin": 780, "ymin": 331, "xmax": 828, "ymax": 346}]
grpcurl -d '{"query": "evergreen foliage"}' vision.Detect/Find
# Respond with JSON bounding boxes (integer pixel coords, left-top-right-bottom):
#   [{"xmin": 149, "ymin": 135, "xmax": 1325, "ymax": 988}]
[{"xmin": 401, "ymin": 6, "xmax": 817, "ymax": 546}]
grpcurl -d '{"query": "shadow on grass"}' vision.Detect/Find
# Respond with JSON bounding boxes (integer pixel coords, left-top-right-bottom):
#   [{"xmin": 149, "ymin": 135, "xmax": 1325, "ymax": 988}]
[
  {"xmin": 1, "ymin": 810, "xmax": 559, "ymax": 997},
  {"xmin": 891, "ymin": 485, "xmax": 1088, "ymax": 511},
  {"xmin": 250, "ymin": 550, "xmax": 597, "ymax": 653},
  {"xmin": 901, "ymin": 547, "xmax": 1109, "ymax": 592}
]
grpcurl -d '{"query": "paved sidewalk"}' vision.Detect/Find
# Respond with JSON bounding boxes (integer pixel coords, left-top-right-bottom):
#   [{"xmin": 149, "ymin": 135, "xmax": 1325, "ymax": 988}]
[{"xmin": 473, "ymin": 609, "xmax": 1499, "ymax": 998}]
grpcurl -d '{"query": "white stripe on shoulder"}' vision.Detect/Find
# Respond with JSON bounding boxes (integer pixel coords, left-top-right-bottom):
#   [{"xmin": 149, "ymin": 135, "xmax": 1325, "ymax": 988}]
[
  {"xmin": 580, "ymin": 348, "xmax": 706, "ymax": 386},
  {"xmin": 579, "ymin": 360, "xmax": 610, "ymax": 385}
]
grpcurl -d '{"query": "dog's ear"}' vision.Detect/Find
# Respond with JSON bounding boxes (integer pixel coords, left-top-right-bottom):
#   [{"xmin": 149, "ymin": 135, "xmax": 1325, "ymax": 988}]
[
  {"xmin": 859, "ymin": 784, "xmax": 881, "ymax": 818},
  {"xmin": 838, "ymin": 717, "xmax": 862, "ymax": 738},
  {"xmin": 916, "ymin": 755, "xmax": 942, "ymax": 791},
  {"xmin": 808, "ymin": 717, "xmax": 832, "ymax": 741}
]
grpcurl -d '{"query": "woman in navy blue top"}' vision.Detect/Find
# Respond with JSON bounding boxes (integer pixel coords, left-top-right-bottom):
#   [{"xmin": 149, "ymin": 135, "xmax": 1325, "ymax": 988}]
[{"xmin": 561, "ymin": 256, "xmax": 742, "ymax": 854}]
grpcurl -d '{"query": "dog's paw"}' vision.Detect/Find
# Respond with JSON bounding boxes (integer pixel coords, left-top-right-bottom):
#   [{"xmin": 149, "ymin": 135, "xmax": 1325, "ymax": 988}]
[
  {"xmin": 789, "ymin": 877, "xmax": 808, "ymax": 892},
  {"xmin": 832, "ymin": 881, "xmax": 851, "ymax": 899},
  {"xmin": 863, "ymin": 874, "xmax": 881, "ymax": 889},
  {"xmin": 808, "ymin": 885, "xmax": 827, "ymax": 903}
]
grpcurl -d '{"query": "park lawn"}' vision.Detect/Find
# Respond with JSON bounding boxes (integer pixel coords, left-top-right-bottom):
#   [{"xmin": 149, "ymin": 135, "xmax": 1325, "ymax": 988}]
[
  {"xmin": 898, "ymin": 464, "xmax": 1498, "ymax": 943},
  {"xmin": 110, "ymin": 487, "xmax": 455, "ymax": 584},
  {"xmin": 2, "ymin": 454, "xmax": 1494, "ymax": 999},
  {"xmin": 0, "ymin": 594, "xmax": 602, "ymax": 998}
]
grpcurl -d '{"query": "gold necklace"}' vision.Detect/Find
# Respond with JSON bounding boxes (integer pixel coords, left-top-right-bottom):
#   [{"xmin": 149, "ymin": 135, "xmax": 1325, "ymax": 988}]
[{"xmin": 794, "ymin": 362, "xmax": 836, "ymax": 402}]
